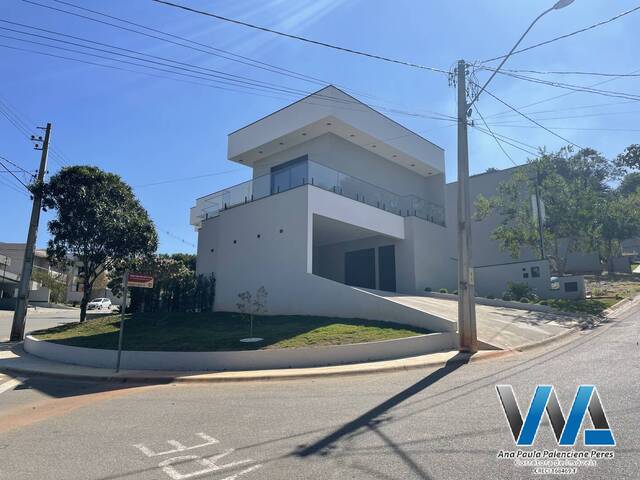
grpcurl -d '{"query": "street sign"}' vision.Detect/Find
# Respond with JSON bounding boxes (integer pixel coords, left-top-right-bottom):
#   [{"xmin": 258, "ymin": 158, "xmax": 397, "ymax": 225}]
[{"xmin": 127, "ymin": 273, "xmax": 154, "ymax": 289}]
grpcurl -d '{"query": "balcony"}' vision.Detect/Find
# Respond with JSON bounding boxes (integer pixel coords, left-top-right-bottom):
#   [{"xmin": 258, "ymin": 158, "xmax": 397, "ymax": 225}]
[{"xmin": 191, "ymin": 160, "xmax": 445, "ymax": 227}]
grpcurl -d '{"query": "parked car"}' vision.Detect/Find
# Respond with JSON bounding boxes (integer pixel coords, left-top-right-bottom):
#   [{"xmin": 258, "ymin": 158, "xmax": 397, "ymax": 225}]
[{"xmin": 87, "ymin": 298, "xmax": 112, "ymax": 310}]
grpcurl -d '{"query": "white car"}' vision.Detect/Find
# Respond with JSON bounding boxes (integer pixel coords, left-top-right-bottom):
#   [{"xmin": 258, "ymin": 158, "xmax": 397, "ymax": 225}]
[{"xmin": 87, "ymin": 298, "xmax": 112, "ymax": 310}]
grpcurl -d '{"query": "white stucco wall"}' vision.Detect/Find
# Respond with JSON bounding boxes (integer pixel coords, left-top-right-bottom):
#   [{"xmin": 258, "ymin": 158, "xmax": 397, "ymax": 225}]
[{"xmin": 195, "ymin": 184, "xmax": 456, "ymax": 331}]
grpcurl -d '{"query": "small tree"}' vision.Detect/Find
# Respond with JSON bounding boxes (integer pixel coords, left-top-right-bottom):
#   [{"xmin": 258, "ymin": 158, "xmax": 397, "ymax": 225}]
[
  {"xmin": 236, "ymin": 286, "xmax": 268, "ymax": 340},
  {"xmin": 42, "ymin": 166, "xmax": 158, "ymax": 322},
  {"xmin": 475, "ymin": 148, "xmax": 614, "ymax": 274}
]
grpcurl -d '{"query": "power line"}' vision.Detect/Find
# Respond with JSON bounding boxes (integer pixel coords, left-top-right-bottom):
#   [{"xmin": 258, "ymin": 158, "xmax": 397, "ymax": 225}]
[
  {"xmin": 481, "ymin": 67, "xmax": 640, "ymax": 119},
  {"xmin": 150, "ymin": 0, "xmax": 450, "ymax": 74},
  {"xmin": 482, "ymin": 4, "xmax": 640, "ymax": 63},
  {"xmin": 476, "ymin": 85, "xmax": 583, "ymax": 149},
  {"xmin": 474, "ymin": 107, "xmax": 518, "ymax": 166},
  {"xmin": 471, "ymin": 124, "xmax": 539, "ymax": 156},
  {"xmin": 24, "ymin": 0, "xmax": 447, "ymax": 112},
  {"xmin": 0, "ymin": 158, "xmax": 30, "ymax": 190},
  {"xmin": 133, "ymin": 169, "xmax": 243, "ymax": 188},
  {"xmin": 0, "ymin": 155, "xmax": 36, "ymax": 178},
  {"xmin": 0, "ymin": 95, "xmax": 68, "ymax": 167},
  {"xmin": 498, "ymin": 67, "xmax": 640, "ymax": 77},
  {"xmin": 0, "ymin": 175, "xmax": 30, "ymax": 197},
  {"xmin": 0, "ymin": 40, "xmax": 456, "ymax": 123},
  {"xmin": 484, "ymin": 68, "xmax": 640, "ymax": 102},
  {"xmin": 476, "ymin": 99, "xmax": 636, "ymax": 121}
]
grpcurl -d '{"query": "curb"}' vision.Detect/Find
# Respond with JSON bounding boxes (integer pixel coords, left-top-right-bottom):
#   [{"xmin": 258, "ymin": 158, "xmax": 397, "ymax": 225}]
[
  {"xmin": 0, "ymin": 346, "xmax": 512, "ymax": 384},
  {"xmin": 7, "ymin": 300, "xmax": 630, "ymax": 384}
]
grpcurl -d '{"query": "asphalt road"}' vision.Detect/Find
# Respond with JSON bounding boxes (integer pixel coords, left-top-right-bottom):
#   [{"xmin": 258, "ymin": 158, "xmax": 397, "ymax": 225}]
[
  {"xmin": 0, "ymin": 299, "xmax": 638, "ymax": 480},
  {"xmin": 0, "ymin": 308, "xmax": 80, "ymax": 342}
]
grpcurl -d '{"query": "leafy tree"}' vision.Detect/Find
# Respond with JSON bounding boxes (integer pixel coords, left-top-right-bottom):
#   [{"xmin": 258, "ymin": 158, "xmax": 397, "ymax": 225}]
[
  {"xmin": 618, "ymin": 172, "xmax": 640, "ymax": 196},
  {"xmin": 41, "ymin": 166, "xmax": 158, "ymax": 322},
  {"xmin": 108, "ymin": 253, "xmax": 214, "ymax": 313},
  {"xmin": 475, "ymin": 147, "xmax": 614, "ymax": 274},
  {"xmin": 616, "ymin": 144, "xmax": 640, "ymax": 171},
  {"xmin": 599, "ymin": 190, "xmax": 640, "ymax": 271},
  {"xmin": 31, "ymin": 268, "xmax": 67, "ymax": 304}
]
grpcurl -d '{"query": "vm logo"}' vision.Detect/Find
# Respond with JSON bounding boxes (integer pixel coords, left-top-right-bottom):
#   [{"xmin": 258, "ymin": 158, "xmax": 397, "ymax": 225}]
[{"xmin": 496, "ymin": 385, "xmax": 615, "ymax": 447}]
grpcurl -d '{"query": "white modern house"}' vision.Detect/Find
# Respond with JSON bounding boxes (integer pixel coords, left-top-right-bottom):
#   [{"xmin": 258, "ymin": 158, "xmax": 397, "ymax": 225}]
[
  {"xmin": 191, "ymin": 86, "xmax": 586, "ymax": 333},
  {"xmin": 191, "ymin": 86, "xmax": 457, "ymax": 333}
]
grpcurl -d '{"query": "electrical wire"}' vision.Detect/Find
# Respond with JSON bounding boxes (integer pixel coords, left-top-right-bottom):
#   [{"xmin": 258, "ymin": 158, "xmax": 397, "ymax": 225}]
[
  {"xmin": 24, "ymin": 0, "xmax": 446, "ymax": 112},
  {"xmin": 150, "ymin": 0, "xmax": 450, "ymax": 74},
  {"xmin": 479, "ymin": 67, "xmax": 640, "ymax": 120},
  {"xmin": 482, "ymin": 68, "xmax": 640, "ymax": 102},
  {"xmin": 0, "ymin": 158, "xmax": 30, "ymax": 190},
  {"xmin": 482, "ymin": 4, "xmax": 640, "ymax": 63},
  {"xmin": 473, "ymin": 84, "xmax": 583, "ymax": 149},
  {"xmin": 133, "ymin": 169, "xmax": 243, "ymax": 188},
  {"xmin": 474, "ymin": 107, "xmax": 518, "ymax": 166},
  {"xmin": 0, "ymin": 41, "xmax": 456, "ymax": 124}
]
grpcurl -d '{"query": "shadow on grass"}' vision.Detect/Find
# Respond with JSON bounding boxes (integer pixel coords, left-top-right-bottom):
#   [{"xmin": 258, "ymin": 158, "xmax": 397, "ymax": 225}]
[{"xmin": 30, "ymin": 312, "xmax": 433, "ymax": 352}]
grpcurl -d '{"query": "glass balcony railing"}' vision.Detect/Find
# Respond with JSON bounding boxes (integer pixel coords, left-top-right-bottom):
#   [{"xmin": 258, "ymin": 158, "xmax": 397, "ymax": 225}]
[{"xmin": 194, "ymin": 160, "xmax": 445, "ymax": 226}]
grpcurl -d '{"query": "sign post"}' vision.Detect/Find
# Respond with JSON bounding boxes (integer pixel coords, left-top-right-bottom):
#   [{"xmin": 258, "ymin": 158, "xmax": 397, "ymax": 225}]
[
  {"xmin": 115, "ymin": 272, "xmax": 154, "ymax": 372},
  {"xmin": 115, "ymin": 271, "xmax": 129, "ymax": 373}
]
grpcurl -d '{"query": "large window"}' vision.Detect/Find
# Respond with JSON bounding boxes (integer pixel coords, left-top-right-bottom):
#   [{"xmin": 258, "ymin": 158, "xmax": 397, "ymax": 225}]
[{"xmin": 270, "ymin": 156, "xmax": 308, "ymax": 194}]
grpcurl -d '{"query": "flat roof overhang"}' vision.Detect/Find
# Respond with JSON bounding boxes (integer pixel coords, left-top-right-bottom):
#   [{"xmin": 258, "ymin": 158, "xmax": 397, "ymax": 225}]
[{"xmin": 227, "ymin": 86, "xmax": 445, "ymax": 177}]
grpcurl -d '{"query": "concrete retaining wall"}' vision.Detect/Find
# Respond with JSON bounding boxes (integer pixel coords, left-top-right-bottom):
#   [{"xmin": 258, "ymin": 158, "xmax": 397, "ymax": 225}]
[{"xmin": 24, "ymin": 331, "xmax": 457, "ymax": 371}]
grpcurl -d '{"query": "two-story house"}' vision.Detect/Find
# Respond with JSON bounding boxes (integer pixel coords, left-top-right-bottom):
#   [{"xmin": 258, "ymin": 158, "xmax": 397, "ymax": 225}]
[{"xmin": 190, "ymin": 86, "xmax": 457, "ymax": 333}]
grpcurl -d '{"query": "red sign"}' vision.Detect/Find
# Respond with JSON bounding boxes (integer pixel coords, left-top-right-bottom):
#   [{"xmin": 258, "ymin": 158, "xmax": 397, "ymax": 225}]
[{"xmin": 127, "ymin": 273, "xmax": 154, "ymax": 289}]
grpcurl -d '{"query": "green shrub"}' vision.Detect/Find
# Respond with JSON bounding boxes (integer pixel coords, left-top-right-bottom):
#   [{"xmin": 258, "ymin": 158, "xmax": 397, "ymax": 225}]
[
  {"xmin": 439, "ymin": 288, "xmax": 448, "ymax": 294},
  {"xmin": 452, "ymin": 290, "xmax": 458, "ymax": 295},
  {"xmin": 424, "ymin": 287, "xmax": 432, "ymax": 292},
  {"xmin": 538, "ymin": 300, "xmax": 549, "ymax": 306},
  {"xmin": 519, "ymin": 297, "xmax": 530, "ymax": 303},
  {"xmin": 506, "ymin": 282, "xmax": 534, "ymax": 299},
  {"xmin": 486, "ymin": 295, "xmax": 495, "ymax": 299}
]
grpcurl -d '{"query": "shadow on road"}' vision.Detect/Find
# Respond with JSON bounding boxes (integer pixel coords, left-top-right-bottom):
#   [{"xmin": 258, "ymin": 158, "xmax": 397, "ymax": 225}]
[{"xmin": 294, "ymin": 352, "xmax": 471, "ymax": 459}]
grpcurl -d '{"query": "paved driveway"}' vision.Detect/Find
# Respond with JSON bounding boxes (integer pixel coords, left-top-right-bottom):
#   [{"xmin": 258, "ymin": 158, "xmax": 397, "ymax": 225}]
[{"xmin": 381, "ymin": 294, "xmax": 583, "ymax": 349}]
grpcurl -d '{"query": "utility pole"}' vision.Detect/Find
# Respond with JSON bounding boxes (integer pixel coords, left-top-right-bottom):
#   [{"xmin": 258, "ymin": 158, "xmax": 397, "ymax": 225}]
[
  {"xmin": 10, "ymin": 123, "xmax": 52, "ymax": 341},
  {"xmin": 534, "ymin": 163, "xmax": 545, "ymax": 260},
  {"xmin": 456, "ymin": 60, "xmax": 478, "ymax": 354}
]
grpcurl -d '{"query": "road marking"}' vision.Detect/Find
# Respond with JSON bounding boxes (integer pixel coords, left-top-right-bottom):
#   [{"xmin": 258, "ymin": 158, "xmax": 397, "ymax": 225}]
[
  {"xmin": 158, "ymin": 451, "xmax": 260, "ymax": 480},
  {"xmin": 134, "ymin": 433, "xmax": 220, "ymax": 457},
  {"xmin": 0, "ymin": 377, "xmax": 25, "ymax": 395},
  {"xmin": 134, "ymin": 432, "xmax": 262, "ymax": 480}
]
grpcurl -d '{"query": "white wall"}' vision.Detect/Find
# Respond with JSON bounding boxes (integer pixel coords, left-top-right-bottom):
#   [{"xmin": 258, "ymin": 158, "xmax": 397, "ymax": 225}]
[
  {"xmin": 474, "ymin": 259, "xmax": 551, "ymax": 299},
  {"xmin": 195, "ymin": 185, "xmax": 456, "ymax": 331}
]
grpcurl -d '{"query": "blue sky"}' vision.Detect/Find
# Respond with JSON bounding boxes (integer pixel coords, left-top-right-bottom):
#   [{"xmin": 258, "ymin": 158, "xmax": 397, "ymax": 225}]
[{"xmin": 1, "ymin": 0, "xmax": 638, "ymax": 254}]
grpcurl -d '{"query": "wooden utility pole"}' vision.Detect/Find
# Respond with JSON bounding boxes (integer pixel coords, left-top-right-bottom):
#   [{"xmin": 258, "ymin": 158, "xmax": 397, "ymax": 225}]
[{"xmin": 10, "ymin": 123, "xmax": 52, "ymax": 341}]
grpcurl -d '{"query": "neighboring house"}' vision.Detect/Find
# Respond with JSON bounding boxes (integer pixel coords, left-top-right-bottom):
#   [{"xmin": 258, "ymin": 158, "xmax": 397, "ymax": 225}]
[
  {"xmin": 445, "ymin": 167, "xmax": 602, "ymax": 274},
  {"xmin": 65, "ymin": 262, "xmax": 123, "ymax": 307},
  {"xmin": 0, "ymin": 242, "xmax": 65, "ymax": 305},
  {"xmin": 191, "ymin": 86, "xmax": 457, "ymax": 326},
  {"xmin": 0, "ymin": 242, "xmax": 121, "ymax": 307}
]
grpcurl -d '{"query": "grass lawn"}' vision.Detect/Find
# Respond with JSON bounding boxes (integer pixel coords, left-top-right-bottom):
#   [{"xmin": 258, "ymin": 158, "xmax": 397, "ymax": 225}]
[
  {"xmin": 541, "ymin": 298, "xmax": 619, "ymax": 315},
  {"xmin": 32, "ymin": 312, "xmax": 431, "ymax": 351}
]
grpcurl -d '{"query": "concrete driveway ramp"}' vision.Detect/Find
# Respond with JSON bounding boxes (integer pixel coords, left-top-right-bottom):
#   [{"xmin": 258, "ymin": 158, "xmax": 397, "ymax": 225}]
[{"xmin": 371, "ymin": 293, "xmax": 581, "ymax": 351}]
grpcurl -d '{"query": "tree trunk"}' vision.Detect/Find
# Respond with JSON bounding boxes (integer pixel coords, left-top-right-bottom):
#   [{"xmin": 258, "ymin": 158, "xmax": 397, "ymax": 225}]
[
  {"xmin": 79, "ymin": 279, "xmax": 93, "ymax": 323},
  {"xmin": 606, "ymin": 239, "xmax": 614, "ymax": 274}
]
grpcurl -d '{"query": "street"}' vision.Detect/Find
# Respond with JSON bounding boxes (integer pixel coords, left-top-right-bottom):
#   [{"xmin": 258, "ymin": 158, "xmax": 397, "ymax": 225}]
[
  {"xmin": 0, "ymin": 308, "xmax": 79, "ymax": 342},
  {"xmin": 0, "ymin": 299, "xmax": 637, "ymax": 479}
]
